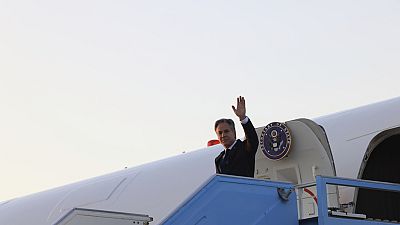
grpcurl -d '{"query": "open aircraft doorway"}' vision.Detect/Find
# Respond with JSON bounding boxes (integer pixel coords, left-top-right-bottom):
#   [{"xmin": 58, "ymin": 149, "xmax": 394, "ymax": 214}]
[{"xmin": 355, "ymin": 129, "xmax": 400, "ymax": 222}]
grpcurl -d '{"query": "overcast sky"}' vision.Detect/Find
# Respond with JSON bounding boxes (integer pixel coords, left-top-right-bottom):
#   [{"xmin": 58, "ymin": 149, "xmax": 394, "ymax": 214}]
[{"xmin": 1, "ymin": 0, "xmax": 399, "ymax": 201}]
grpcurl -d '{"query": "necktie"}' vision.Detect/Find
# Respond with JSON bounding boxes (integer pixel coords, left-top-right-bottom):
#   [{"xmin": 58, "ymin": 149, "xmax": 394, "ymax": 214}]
[
  {"xmin": 219, "ymin": 149, "xmax": 232, "ymax": 173},
  {"xmin": 222, "ymin": 149, "xmax": 231, "ymax": 167}
]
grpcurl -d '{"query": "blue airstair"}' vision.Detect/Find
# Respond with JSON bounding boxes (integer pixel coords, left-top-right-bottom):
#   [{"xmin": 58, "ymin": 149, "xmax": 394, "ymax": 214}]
[{"xmin": 162, "ymin": 175, "xmax": 400, "ymax": 225}]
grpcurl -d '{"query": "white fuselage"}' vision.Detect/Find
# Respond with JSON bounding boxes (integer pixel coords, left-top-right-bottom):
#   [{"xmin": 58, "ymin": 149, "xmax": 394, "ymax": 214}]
[{"xmin": 1, "ymin": 97, "xmax": 399, "ymax": 225}]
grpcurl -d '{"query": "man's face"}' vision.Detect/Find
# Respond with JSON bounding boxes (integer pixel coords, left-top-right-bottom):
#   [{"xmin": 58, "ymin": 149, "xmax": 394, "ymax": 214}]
[{"xmin": 215, "ymin": 122, "xmax": 236, "ymax": 148}]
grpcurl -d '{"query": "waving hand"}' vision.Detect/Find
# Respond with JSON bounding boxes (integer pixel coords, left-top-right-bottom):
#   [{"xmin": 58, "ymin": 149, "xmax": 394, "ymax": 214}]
[{"xmin": 232, "ymin": 96, "xmax": 246, "ymax": 121}]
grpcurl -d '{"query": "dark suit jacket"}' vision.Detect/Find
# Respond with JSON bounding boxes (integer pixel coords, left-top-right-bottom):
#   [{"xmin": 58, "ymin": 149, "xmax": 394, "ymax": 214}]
[{"xmin": 215, "ymin": 118, "xmax": 259, "ymax": 177}]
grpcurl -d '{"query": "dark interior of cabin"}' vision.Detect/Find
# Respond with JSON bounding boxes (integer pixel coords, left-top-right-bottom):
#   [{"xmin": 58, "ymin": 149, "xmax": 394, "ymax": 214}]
[{"xmin": 355, "ymin": 134, "xmax": 400, "ymax": 222}]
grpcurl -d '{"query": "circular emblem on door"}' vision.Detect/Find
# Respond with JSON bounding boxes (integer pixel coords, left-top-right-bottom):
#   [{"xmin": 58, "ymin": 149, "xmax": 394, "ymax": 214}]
[{"xmin": 260, "ymin": 122, "xmax": 292, "ymax": 160}]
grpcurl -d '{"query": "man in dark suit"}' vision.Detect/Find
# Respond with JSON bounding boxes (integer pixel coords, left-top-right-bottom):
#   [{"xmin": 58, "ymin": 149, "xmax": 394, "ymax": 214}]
[{"xmin": 214, "ymin": 96, "xmax": 259, "ymax": 178}]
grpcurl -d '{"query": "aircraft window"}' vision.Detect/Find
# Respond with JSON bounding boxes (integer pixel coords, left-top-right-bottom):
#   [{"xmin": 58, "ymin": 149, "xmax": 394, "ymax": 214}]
[{"xmin": 54, "ymin": 208, "xmax": 153, "ymax": 225}]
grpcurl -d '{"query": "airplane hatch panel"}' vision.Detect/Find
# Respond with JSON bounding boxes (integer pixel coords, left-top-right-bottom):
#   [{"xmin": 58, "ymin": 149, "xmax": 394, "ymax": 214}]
[{"xmin": 53, "ymin": 208, "xmax": 153, "ymax": 225}]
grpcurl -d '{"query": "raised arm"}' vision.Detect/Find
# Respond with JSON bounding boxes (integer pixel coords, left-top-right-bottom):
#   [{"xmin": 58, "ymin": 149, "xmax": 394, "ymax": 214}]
[{"xmin": 232, "ymin": 96, "xmax": 259, "ymax": 153}]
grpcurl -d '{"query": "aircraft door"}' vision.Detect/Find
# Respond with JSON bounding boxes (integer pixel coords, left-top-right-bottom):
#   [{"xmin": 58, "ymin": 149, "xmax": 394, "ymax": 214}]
[{"xmin": 254, "ymin": 118, "xmax": 338, "ymax": 219}]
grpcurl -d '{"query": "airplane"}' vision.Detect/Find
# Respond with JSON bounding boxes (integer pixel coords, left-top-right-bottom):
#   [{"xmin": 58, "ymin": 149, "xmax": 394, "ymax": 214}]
[{"xmin": 0, "ymin": 96, "xmax": 399, "ymax": 225}]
